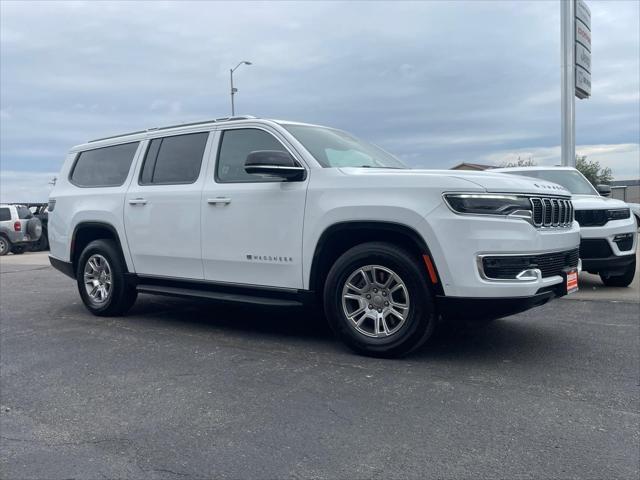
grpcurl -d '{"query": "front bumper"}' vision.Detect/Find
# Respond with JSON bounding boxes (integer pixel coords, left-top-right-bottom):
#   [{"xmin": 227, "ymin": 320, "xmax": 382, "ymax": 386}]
[
  {"xmin": 579, "ymin": 219, "xmax": 637, "ymax": 256},
  {"xmin": 424, "ymin": 203, "xmax": 581, "ymax": 298},
  {"xmin": 437, "ymin": 284, "xmax": 565, "ymax": 321},
  {"xmin": 582, "ymin": 253, "xmax": 636, "ymax": 275}
]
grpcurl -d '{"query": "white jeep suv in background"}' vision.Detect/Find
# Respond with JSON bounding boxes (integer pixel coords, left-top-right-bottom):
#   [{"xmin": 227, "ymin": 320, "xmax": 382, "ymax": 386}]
[
  {"xmin": 48, "ymin": 117, "xmax": 580, "ymax": 357},
  {"xmin": 495, "ymin": 166, "xmax": 637, "ymax": 287}
]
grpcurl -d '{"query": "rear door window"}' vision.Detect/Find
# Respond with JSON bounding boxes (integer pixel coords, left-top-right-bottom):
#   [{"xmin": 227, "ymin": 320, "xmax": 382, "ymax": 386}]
[
  {"xmin": 70, "ymin": 142, "xmax": 139, "ymax": 187},
  {"xmin": 139, "ymin": 132, "xmax": 208, "ymax": 185},
  {"xmin": 0, "ymin": 208, "xmax": 10, "ymax": 221}
]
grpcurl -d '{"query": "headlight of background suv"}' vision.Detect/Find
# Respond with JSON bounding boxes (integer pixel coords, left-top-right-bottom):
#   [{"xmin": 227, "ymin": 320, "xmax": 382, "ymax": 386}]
[
  {"xmin": 443, "ymin": 194, "xmax": 532, "ymax": 218},
  {"xmin": 607, "ymin": 208, "xmax": 630, "ymax": 221}
]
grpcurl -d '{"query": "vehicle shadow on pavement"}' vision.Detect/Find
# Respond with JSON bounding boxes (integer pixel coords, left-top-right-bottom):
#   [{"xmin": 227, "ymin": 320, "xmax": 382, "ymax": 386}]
[
  {"xmin": 127, "ymin": 294, "xmax": 335, "ymax": 340},
  {"xmin": 118, "ymin": 295, "xmax": 564, "ymax": 362},
  {"xmin": 413, "ymin": 318, "xmax": 565, "ymax": 363}
]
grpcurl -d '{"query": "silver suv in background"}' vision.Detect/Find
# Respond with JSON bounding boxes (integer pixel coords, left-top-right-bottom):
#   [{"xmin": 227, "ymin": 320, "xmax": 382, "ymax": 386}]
[{"xmin": 0, "ymin": 204, "xmax": 43, "ymax": 256}]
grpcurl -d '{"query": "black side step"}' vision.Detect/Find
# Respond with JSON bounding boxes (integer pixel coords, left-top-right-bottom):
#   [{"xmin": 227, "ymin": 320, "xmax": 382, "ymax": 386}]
[{"xmin": 136, "ymin": 284, "xmax": 305, "ymax": 307}]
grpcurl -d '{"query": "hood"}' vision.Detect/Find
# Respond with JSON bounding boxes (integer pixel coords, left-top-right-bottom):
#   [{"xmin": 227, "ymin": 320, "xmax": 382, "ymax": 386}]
[
  {"xmin": 571, "ymin": 194, "xmax": 630, "ymax": 210},
  {"xmin": 338, "ymin": 168, "xmax": 571, "ymax": 196}
]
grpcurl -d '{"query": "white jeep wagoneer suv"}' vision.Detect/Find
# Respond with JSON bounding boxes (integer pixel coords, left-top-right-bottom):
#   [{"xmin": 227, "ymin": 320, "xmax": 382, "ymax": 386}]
[{"xmin": 48, "ymin": 116, "xmax": 581, "ymax": 357}]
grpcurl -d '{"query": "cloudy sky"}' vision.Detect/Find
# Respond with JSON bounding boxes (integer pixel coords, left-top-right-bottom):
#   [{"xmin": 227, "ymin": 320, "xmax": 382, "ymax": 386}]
[{"xmin": 1, "ymin": 0, "xmax": 639, "ymax": 202}]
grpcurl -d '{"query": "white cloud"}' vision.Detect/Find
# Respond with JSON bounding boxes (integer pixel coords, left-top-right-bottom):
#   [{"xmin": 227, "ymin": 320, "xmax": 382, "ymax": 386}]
[{"xmin": 0, "ymin": 171, "xmax": 57, "ymax": 203}]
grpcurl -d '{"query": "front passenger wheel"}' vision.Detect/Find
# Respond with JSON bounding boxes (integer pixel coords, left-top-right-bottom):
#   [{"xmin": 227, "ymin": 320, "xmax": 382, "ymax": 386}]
[
  {"xmin": 77, "ymin": 239, "xmax": 137, "ymax": 316},
  {"xmin": 600, "ymin": 257, "xmax": 636, "ymax": 287},
  {"xmin": 323, "ymin": 242, "xmax": 436, "ymax": 358}
]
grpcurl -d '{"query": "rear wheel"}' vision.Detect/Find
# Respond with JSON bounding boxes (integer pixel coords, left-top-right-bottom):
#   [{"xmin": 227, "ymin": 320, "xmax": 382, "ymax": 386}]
[
  {"xmin": 77, "ymin": 239, "xmax": 137, "ymax": 316},
  {"xmin": 323, "ymin": 242, "xmax": 436, "ymax": 358},
  {"xmin": 600, "ymin": 257, "xmax": 636, "ymax": 287},
  {"xmin": 0, "ymin": 236, "xmax": 11, "ymax": 256},
  {"xmin": 31, "ymin": 231, "xmax": 49, "ymax": 251}
]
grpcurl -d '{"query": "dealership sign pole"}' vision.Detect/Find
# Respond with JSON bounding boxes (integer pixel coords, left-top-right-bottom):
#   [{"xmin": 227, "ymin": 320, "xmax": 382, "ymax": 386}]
[{"xmin": 561, "ymin": 0, "xmax": 591, "ymax": 167}]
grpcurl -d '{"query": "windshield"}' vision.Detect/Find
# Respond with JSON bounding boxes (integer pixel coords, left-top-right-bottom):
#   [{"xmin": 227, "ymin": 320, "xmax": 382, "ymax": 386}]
[
  {"xmin": 283, "ymin": 124, "xmax": 408, "ymax": 169},
  {"xmin": 505, "ymin": 169, "xmax": 598, "ymax": 195}
]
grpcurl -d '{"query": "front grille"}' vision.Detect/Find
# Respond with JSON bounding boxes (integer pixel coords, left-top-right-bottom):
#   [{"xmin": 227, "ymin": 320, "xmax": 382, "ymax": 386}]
[
  {"xmin": 482, "ymin": 248, "xmax": 580, "ymax": 279},
  {"xmin": 575, "ymin": 210, "xmax": 608, "ymax": 227},
  {"xmin": 530, "ymin": 197, "xmax": 573, "ymax": 228},
  {"xmin": 579, "ymin": 239, "xmax": 613, "ymax": 259}
]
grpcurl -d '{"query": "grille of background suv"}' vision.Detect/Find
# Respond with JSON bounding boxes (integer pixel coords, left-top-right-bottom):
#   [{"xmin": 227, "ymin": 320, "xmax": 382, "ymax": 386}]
[
  {"xmin": 579, "ymin": 239, "xmax": 613, "ymax": 259},
  {"xmin": 574, "ymin": 210, "xmax": 609, "ymax": 227}
]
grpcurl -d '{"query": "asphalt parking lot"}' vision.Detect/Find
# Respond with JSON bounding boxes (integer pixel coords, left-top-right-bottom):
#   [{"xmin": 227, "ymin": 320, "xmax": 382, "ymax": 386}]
[{"xmin": 1, "ymin": 252, "xmax": 639, "ymax": 479}]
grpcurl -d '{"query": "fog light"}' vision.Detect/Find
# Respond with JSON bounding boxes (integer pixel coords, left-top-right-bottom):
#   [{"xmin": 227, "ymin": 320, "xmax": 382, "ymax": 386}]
[{"xmin": 613, "ymin": 233, "xmax": 634, "ymax": 251}]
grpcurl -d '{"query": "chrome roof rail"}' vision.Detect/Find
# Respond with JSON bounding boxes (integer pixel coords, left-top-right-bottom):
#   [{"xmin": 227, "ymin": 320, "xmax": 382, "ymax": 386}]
[
  {"xmin": 89, "ymin": 130, "xmax": 148, "ymax": 143},
  {"xmin": 88, "ymin": 115, "xmax": 257, "ymax": 143}
]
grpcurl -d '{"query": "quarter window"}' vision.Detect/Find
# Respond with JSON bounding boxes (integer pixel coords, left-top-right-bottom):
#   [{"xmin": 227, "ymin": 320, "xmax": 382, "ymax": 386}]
[
  {"xmin": 70, "ymin": 142, "xmax": 139, "ymax": 187},
  {"xmin": 216, "ymin": 128, "xmax": 291, "ymax": 183},
  {"xmin": 140, "ymin": 132, "xmax": 208, "ymax": 185}
]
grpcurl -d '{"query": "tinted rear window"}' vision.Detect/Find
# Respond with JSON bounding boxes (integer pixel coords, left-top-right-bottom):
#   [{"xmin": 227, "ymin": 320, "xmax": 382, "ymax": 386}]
[
  {"xmin": 70, "ymin": 142, "xmax": 139, "ymax": 187},
  {"xmin": 140, "ymin": 132, "xmax": 208, "ymax": 185},
  {"xmin": 0, "ymin": 208, "xmax": 10, "ymax": 221},
  {"xmin": 16, "ymin": 206, "xmax": 32, "ymax": 219}
]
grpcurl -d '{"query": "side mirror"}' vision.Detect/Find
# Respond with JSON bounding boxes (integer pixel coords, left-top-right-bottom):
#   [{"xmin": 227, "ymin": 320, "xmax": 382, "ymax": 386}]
[
  {"xmin": 244, "ymin": 150, "xmax": 305, "ymax": 181},
  {"xmin": 596, "ymin": 184, "xmax": 611, "ymax": 197}
]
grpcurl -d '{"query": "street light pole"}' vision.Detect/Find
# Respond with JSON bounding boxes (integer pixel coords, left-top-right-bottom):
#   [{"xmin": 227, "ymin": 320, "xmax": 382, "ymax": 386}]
[{"xmin": 230, "ymin": 60, "xmax": 252, "ymax": 116}]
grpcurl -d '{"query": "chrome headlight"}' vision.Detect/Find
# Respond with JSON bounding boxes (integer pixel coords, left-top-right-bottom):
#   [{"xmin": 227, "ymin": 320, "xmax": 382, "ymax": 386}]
[{"xmin": 443, "ymin": 193, "xmax": 532, "ymax": 218}]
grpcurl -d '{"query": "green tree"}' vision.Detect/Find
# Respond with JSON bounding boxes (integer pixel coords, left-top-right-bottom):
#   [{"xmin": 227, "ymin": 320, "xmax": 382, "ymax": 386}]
[
  {"xmin": 575, "ymin": 155, "xmax": 612, "ymax": 187},
  {"xmin": 500, "ymin": 156, "xmax": 536, "ymax": 168}
]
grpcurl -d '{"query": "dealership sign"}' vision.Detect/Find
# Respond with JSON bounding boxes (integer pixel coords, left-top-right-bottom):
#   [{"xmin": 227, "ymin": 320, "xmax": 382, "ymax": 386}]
[{"xmin": 575, "ymin": 0, "xmax": 591, "ymax": 99}]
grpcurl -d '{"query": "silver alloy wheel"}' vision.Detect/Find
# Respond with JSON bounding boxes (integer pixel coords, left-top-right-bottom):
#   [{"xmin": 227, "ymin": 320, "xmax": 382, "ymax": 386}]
[
  {"xmin": 0, "ymin": 237, "xmax": 8, "ymax": 255},
  {"xmin": 83, "ymin": 254, "xmax": 112, "ymax": 304},
  {"xmin": 341, "ymin": 265, "xmax": 410, "ymax": 338}
]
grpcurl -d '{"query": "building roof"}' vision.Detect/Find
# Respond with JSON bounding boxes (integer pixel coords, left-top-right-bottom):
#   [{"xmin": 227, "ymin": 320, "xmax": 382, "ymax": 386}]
[
  {"xmin": 610, "ymin": 179, "xmax": 640, "ymax": 187},
  {"xmin": 450, "ymin": 162, "xmax": 495, "ymax": 171}
]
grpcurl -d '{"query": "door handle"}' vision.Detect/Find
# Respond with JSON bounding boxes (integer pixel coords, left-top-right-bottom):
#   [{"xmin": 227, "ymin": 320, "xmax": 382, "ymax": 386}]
[
  {"xmin": 128, "ymin": 198, "xmax": 147, "ymax": 205},
  {"xmin": 207, "ymin": 197, "xmax": 232, "ymax": 205}
]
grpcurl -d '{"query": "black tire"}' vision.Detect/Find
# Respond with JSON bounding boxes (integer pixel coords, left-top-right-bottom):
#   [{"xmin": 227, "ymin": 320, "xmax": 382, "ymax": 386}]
[
  {"xmin": 323, "ymin": 242, "xmax": 436, "ymax": 358},
  {"xmin": 11, "ymin": 246, "xmax": 26, "ymax": 255},
  {"xmin": 76, "ymin": 239, "xmax": 137, "ymax": 316},
  {"xmin": 600, "ymin": 258, "xmax": 636, "ymax": 287},
  {"xmin": 31, "ymin": 230, "xmax": 49, "ymax": 251},
  {"xmin": 0, "ymin": 236, "xmax": 11, "ymax": 256}
]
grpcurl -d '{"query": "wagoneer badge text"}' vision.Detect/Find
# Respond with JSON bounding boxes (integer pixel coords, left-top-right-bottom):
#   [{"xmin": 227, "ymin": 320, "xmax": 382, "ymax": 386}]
[{"xmin": 246, "ymin": 254, "xmax": 294, "ymax": 263}]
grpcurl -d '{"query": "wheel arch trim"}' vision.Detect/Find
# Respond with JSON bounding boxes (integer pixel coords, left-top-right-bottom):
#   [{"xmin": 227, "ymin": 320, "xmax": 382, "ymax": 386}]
[
  {"xmin": 307, "ymin": 220, "xmax": 444, "ymax": 295},
  {"xmin": 70, "ymin": 221, "xmax": 133, "ymax": 273}
]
